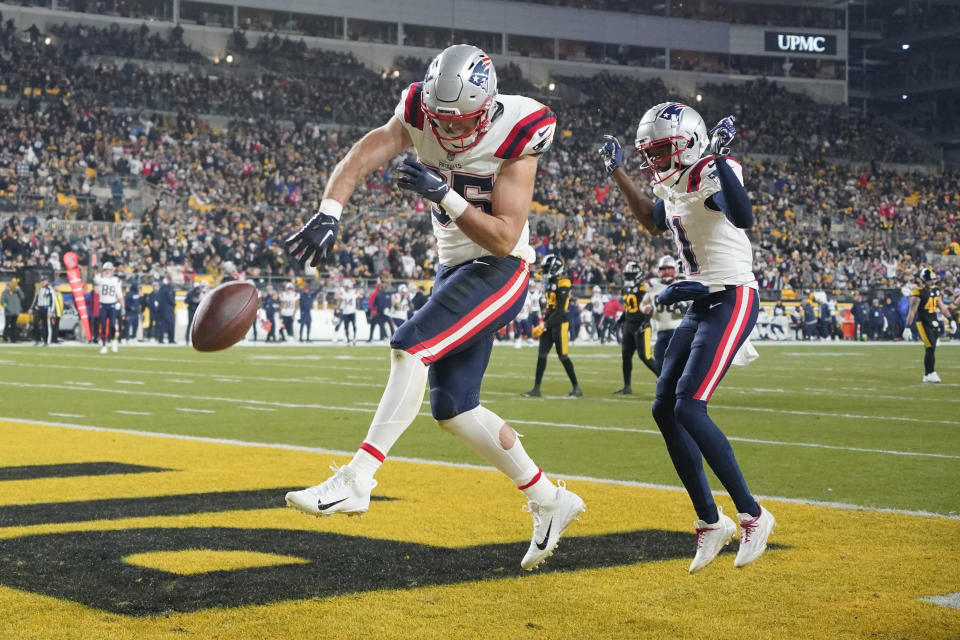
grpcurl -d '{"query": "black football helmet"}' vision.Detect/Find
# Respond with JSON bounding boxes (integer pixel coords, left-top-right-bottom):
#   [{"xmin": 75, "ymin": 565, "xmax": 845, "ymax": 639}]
[
  {"xmin": 917, "ymin": 267, "xmax": 937, "ymax": 284},
  {"xmin": 622, "ymin": 261, "xmax": 640, "ymax": 285},
  {"xmin": 542, "ymin": 254, "xmax": 564, "ymax": 278}
]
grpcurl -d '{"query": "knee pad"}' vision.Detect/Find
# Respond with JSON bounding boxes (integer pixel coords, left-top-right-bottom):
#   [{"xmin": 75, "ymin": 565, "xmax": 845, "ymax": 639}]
[
  {"xmin": 558, "ymin": 355, "xmax": 570, "ymax": 363},
  {"xmin": 430, "ymin": 386, "xmax": 462, "ymax": 422},
  {"xmin": 651, "ymin": 395, "xmax": 675, "ymax": 430},
  {"xmin": 674, "ymin": 396, "xmax": 707, "ymax": 427}
]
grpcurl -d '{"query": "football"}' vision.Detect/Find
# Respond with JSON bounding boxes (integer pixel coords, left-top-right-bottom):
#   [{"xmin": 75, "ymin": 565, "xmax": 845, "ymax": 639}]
[{"xmin": 190, "ymin": 281, "xmax": 259, "ymax": 352}]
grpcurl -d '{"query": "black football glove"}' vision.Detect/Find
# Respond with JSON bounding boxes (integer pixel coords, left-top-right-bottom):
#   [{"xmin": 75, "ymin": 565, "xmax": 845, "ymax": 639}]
[
  {"xmin": 598, "ymin": 135, "xmax": 624, "ymax": 176},
  {"xmin": 284, "ymin": 209, "xmax": 339, "ymax": 268},
  {"xmin": 708, "ymin": 116, "xmax": 737, "ymax": 156},
  {"xmin": 396, "ymin": 159, "xmax": 450, "ymax": 204},
  {"xmin": 655, "ymin": 280, "xmax": 710, "ymax": 307}
]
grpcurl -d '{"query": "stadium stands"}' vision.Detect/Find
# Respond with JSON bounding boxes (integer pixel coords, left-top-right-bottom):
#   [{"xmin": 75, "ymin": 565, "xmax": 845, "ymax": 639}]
[{"xmin": 0, "ymin": 17, "xmax": 957, "ymax": 326}]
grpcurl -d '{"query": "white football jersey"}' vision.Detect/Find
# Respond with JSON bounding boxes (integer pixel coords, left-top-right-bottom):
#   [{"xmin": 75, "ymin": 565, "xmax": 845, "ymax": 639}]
[
  {"xmin": 387, "ymin": 293, "xmax": 409, "ymax": 320},
  {"xmin": 338, "ymin": 288, "xmax": 358, "ymax": 315},
  {"xmin": 96, "ymin": 275, "xmax": 122, "ymax": 305},
  {"xmin": 394, "ymin": 85, "xmax": 555, "ymax": 266},
  {"xmin": 279, "ymin": 291, "xmax": 297, "ymax": 317},
  {"xmin": 643, "ymin": 278, "xmax": 686, "ymax": 333},
  {"xmin": 590, "ymin": 293, "xmax": 607, "ymax": 315},
  {"xmin": 652, "ymin": 157, "xmax": 756, "ymax": 288}
]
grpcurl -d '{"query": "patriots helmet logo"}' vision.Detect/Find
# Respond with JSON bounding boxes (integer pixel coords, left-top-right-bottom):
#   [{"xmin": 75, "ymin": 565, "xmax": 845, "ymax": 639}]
[
  {"xmin": 658, "ymin": 103, "xmax": 687, "ymax": 121},
  {"xmin": 468, "ymin": 57, "xmax": 492, "ymax": 92}
]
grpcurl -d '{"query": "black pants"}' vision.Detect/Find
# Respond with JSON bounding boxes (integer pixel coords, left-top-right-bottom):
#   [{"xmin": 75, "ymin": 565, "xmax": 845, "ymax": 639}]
[
  {"xmin": 916, "ymin": 319, "xmax": 939, "ymax": 375},
  {"xmin": 33, "ymin": 307, "xmax": 51, "ymax": 344},
  {"xmin": 3, "ymin": 313, "xmax": 19, "ymax": 342},
  {"xmin": 622, "ymin": 320, "xmax": 659, "ymax": 384}
]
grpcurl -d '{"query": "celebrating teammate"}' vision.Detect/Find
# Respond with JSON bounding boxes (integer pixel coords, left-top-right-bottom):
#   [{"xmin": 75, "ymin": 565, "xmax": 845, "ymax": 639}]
[
  {"xmin": 641, "ymin": 255, "xmax": 688, "ymax": 373},
  {"xmin": 905, "ymin": 267, "xmax": 951, "ymax": 383},
  {"xmin": 284, "ymin": 45, "xmax": 584, "ymax": 570},
  {"xmin": 599, "ymin": 104, "xmax": 774, "ymax": 572},
  {"xmin": 96, "ymin": 262, "xmax": 124, "ymax": 354},
  {"xmin": 613, "ymin": 260, "xmax": 657, "ymax": 395},
  {"xmin": 521, "ymin": 254, "xmax": 582, "ymax": 398}
]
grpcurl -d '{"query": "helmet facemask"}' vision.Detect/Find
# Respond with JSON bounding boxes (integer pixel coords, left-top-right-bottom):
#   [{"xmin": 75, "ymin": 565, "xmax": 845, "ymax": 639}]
[
  {"xmin": 658, "ymin": 265, "xmax": 676, "ymax": 284},
  {"xmin": 423, "ymin": 103, "xmax": 494, "ymax": 154},
  {"xmin": 636, "ymin": 136, "xmax": 692, "ymax": 184}
]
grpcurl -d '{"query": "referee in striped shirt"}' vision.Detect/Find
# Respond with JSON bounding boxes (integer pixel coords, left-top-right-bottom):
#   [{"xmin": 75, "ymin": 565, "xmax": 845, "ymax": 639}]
[{"xmin": 31, "ymin": 276, "xmax": 54, "ymax": 346}]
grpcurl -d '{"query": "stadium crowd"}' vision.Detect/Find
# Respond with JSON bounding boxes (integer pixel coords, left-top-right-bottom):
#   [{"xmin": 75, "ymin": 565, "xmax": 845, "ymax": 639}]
[{"xmin": 0, "ymin": 18, "xmax": 958, "ymax": 334}]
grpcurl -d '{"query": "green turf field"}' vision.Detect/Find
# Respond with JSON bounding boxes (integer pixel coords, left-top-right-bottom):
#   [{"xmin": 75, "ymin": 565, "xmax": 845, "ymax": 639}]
[
  {"xmin": 1, "ymin": 342, "xmax": 957, "ymax": 515},
  {"xmin": 1, "ymin": 341, "xmax": 959, "ymax": 639}
]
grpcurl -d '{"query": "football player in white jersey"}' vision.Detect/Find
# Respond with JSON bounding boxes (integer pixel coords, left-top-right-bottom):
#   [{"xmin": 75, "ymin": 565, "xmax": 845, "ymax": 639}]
[
  {"xmin": 640, "ymin": 255, "xmax": 688, "ymax": 371},
  {"xmin": 600, "ymin": 104, "xmax": 773, "ymax": 573},
  {"xmin": 95, "ymin": 262, "xmax": 124, "ymax": 354},
  {"xmin": 589, "ymin": 285, "xmax": 605, "ymax": 342},
  {"xmin": 284, "ymin": 45, "xmax": 583, "ymax": 570},
  {"xmin": 279, "ymin": 282, "xmax": 297, "ymax": 341},
  {"xmin": 336, "ymin": 279, "xmax": 359, "ymax": 344}
]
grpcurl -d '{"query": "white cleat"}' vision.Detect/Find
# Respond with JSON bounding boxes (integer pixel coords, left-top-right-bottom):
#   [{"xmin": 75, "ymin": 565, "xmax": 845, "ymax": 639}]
[
  {"xmin": 688, "ymin": 507, "xmax": 737, "ymax": 573},
  {"xmin": 734, "ymin": 506, "xmax": 776, "ymax": 568},
  {"xmin": 922, "ymin": 372, "xmax": 942, "ymax": 383},
  {"xmin": 285, "ymin": 464, "xmax": 376, "ymax": 517},
  {"xmin": 99, "ymin": 345, "xmax": 108, "ymax": 354},
  {"xmin": 521, "ymin": 481, "xmax": 585, "ymax": 571},
  {"xmin": 111, "ymin": 341, "xmax": 118, "ymax": 353}
]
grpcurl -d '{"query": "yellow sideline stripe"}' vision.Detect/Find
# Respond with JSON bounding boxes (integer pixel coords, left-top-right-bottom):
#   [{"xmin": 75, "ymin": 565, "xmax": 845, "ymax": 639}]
[{"xmin": 0, "ymin": 420, "xmax": 958, "ymax": 640}]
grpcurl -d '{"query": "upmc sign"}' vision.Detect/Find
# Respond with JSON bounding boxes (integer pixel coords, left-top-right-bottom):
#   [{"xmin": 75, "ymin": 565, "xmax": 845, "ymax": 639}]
[{"xmin": 764, "ymin": 31, "xmax": 837, "ymax": 56}]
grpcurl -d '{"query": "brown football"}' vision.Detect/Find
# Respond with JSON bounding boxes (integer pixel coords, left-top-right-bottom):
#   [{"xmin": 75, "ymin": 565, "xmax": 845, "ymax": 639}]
[{"xmin": 190, "ymin": 281, "xmax": 259, "ymax": 352}]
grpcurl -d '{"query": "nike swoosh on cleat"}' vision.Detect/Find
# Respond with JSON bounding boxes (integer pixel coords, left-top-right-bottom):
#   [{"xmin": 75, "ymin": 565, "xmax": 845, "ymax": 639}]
[
  {"xmin": 317, "ymin": 498, "xmax": 347, "ymax": 511},
  {"xmin": 535, "ymin": 518, "xmax": 554, "ymax": 550}
]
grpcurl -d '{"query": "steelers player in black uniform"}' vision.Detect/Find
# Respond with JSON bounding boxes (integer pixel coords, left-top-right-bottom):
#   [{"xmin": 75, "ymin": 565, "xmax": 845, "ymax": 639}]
[
  {"xmin": 614, "ymin": 261, "xmax": 659, "ymax": 394},
  {"xmin": 522, "ymin": 254, "xmax": 582, "ymax": 398},
  {"xmin": 905, "ymin": 267, "xmax": 952, "ymax": 383}
]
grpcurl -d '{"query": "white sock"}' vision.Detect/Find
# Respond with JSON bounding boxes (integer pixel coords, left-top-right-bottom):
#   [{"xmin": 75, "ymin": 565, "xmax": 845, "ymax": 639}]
[
  {"xmin": 346, "ymin": 349, "xmax": 428, "ymax": 479},
  {"xmin": 438, "ymin": 405, "xmax": 556, "ymax": 503}
]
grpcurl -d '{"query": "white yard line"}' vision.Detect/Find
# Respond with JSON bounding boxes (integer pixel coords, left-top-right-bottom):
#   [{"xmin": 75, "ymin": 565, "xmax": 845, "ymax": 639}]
[
  {"xmin": 115, "ymin": 410, "xmax": 153, "ymax": 416},
  {"xmin": 48, "ymin": 412, "xmax": 84, "ymax": 418},
  {"xmin": 1, "ymin": 414, "xmax": 957, "ymax": 521},
  {"xmin": 0, "ymin": 381, "xmax": 956, "ymax": 459},
  {"xmin": 919, "ymin": 592, "xmax": 960, "ymax": 611},
  {"xmin": 176, "ymin": 408, "xmax": 216, "ymax": 414},
  {"xmin": 114, "ymin": 380, "xmax": 145, "ymax": 385}
]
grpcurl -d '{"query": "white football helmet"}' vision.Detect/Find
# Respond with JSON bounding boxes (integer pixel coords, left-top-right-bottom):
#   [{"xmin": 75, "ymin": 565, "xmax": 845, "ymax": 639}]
[
  {"xmin": 634, "ymin": 102, "xmax": 708, "ymax": 184},
  {"xmin": 421, "ymin": 44, "xmax": 498, "ymax": 154},
  {"xmin": 657, "ymin": 255, "xmax": 677, "ymax": 283}
]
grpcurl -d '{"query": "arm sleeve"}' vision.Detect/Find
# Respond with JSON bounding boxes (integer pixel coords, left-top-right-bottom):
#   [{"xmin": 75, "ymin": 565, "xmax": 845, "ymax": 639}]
[
  {"xmin": 652, "ymin": 199, "xmax": 667, "ymax": 231},
  {"xmin": 705, "ymin": 157, "xmax": 753, "ymax": 228}
]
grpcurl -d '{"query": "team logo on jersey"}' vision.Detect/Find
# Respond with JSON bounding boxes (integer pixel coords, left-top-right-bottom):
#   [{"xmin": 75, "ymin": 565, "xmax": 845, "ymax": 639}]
[
  {"xmin": 658, "ymin": 103, "xmax": 687, "ymax": 121},
  {"xmin": 468, "ymin": 57, "xmax": 492, "ymax": 92}
]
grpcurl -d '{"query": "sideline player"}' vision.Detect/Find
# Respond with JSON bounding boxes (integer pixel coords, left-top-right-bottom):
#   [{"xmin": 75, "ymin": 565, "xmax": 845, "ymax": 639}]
[
  {"xmin": 284, "ymin": 45, "xmax": 584, "ymax": 570},
  {"xmin": 96, "ymin": 262, "xmax": 124, "ymax": 354},
  {"xmin": 613, "ymin": 260, "xmax": 657, "ymax": 394},
  {"xmin": 905, "ymin": 267, "xmax": 951, "ymax": 382},
  {"xmin": 521, "ymin": 254, "xmax": 582, "ymax": 398},
  {"xmin": 641, "ymin": 255, "xmax": 688, "ymax": 372},
  {"xmin": 599, "ymin": 104, "xmax": 773, "ymax": 572}
]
